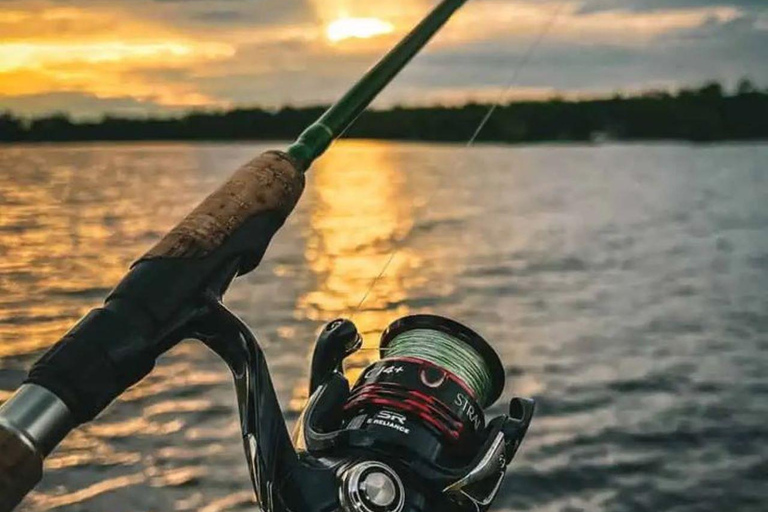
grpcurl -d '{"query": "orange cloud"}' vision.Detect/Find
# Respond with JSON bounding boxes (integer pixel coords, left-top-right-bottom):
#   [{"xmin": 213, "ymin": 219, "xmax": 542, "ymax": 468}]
[
  {"xmin": 438, "ymin": 1, "xmax": 743, "ymax": 45},
  {"xmin": 0, "ymin": 6, "xmax": 235, "ymax": 108}
]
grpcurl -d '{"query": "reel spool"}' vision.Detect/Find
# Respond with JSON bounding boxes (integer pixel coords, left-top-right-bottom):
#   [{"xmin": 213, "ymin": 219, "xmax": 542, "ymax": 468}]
[{"xmin": 341, "ymin": 316, "xmax": 505, "ymax": 455}]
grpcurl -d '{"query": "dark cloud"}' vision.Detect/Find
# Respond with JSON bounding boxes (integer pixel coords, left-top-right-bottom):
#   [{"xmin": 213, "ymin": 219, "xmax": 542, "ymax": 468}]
[
  {"xmin": 178, "ymin": 13, "xmax": 768, "ymax": 111},
  {"xmin": 579, "ymin": 0, "xmax": 765, "ymax": 13},
  {"xmin": 185, "ymin": 0, "xmax": 313, "ymax": 25},
  {"xmin": 97, "ymin": 0, "xmax": 314, "ymax": 27},
  {"xmin": 370, "ymin": 10, "xmax": 768, "ymax": 102},
  {"xmin": 190, "ymin": 10, "xmax": 242, "ymax": 23},
  {"xmin": 0, "ymin": 92, "xmax": 174, "ymax": 119}
]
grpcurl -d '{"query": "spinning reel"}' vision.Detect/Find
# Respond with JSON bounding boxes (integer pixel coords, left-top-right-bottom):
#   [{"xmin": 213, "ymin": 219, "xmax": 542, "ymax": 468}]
[{"xmin": 195, "ymin": 304, "xmax": 534, "ymax": 512}]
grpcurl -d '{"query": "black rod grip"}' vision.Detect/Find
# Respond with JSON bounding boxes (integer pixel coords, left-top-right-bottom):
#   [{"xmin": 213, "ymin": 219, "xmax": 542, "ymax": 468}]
[{"xmin": 25, "ymin": 150, "xmax": 305, "ymax": 424}]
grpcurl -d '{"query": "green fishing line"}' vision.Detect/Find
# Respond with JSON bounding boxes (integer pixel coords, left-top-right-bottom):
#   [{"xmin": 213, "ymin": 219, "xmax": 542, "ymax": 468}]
[{"xmin": 385, "ymin": 328, "xmax": 493, "ymax": 406}]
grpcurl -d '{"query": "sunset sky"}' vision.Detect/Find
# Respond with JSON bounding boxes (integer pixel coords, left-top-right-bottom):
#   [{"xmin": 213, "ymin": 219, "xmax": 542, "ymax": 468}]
[{"xmin": 1, "ymin": 0, "xmax": 766, "ymax": 118}]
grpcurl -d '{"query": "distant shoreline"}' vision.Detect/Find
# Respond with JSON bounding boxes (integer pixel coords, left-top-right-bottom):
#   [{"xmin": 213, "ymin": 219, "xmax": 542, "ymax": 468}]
[{"xmin": 2, "ymin": 81, "xmax": 767, "ymax": 143}]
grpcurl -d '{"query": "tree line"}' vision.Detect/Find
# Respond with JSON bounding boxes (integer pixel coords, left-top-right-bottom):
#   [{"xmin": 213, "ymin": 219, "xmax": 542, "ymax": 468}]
[{"xmin": 1, "ymin": 80, "xmax": 766, "ymax": 143}]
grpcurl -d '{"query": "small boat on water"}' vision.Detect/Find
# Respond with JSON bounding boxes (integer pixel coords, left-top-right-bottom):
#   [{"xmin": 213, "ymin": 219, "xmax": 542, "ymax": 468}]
[{"xmin": 0, "ymin": 1, "xmax": 534, "ymax": 511}]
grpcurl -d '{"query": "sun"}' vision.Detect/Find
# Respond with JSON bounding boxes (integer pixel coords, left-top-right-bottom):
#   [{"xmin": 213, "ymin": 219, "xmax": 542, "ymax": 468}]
[{"xmin": 326, "ymin": 17, "xmax": 395, "ymax": 42}]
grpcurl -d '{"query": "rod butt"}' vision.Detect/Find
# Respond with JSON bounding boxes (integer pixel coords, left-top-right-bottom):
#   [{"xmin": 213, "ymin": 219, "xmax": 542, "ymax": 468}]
[{"xmin": 0, "ymin": 422, "xmax": 42, "ymax": 512}]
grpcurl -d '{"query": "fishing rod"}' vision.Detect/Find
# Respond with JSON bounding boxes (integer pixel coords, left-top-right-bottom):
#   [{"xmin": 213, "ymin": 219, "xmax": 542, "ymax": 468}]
[{"xmin": 0, "ymin": 1, "xmax": 534, "ymax": 511}]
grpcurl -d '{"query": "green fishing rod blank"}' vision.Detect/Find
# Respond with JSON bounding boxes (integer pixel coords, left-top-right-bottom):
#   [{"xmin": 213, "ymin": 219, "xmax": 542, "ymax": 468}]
[{"xmin": 287, "ymin": 0, "xmax": 469, "ymax": 171}]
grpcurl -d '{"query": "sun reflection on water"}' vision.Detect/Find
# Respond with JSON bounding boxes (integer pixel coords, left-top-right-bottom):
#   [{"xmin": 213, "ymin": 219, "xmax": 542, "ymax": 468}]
[
  {"xmin": 293, "ymin": 141, "xmax": 423, "ymax": 404},
  {"xmin": 0, "ymin": 146, "xmax": 211, "ymax": 359}
]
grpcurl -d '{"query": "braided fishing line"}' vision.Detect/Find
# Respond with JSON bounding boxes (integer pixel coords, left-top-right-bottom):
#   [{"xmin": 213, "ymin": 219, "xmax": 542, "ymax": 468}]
[
  {"xmin": 350, "ymin": 1, "xmax": 567, "ymax": 318},
  {"xmin": 386, "ymin": 328, "xmax": 493, "ymax": 405}
]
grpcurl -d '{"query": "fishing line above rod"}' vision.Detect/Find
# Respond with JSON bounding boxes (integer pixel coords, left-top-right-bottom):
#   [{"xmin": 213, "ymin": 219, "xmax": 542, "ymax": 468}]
[{"xmin": 350, "ymin": 1, "xmax": 567, "ymax": 318}]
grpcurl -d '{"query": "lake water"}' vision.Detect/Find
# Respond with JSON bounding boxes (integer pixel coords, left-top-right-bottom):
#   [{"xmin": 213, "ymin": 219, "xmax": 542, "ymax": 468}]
[{"xmin": 0, "ymin": 141, "xmax": 766, "ymax": 512}]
